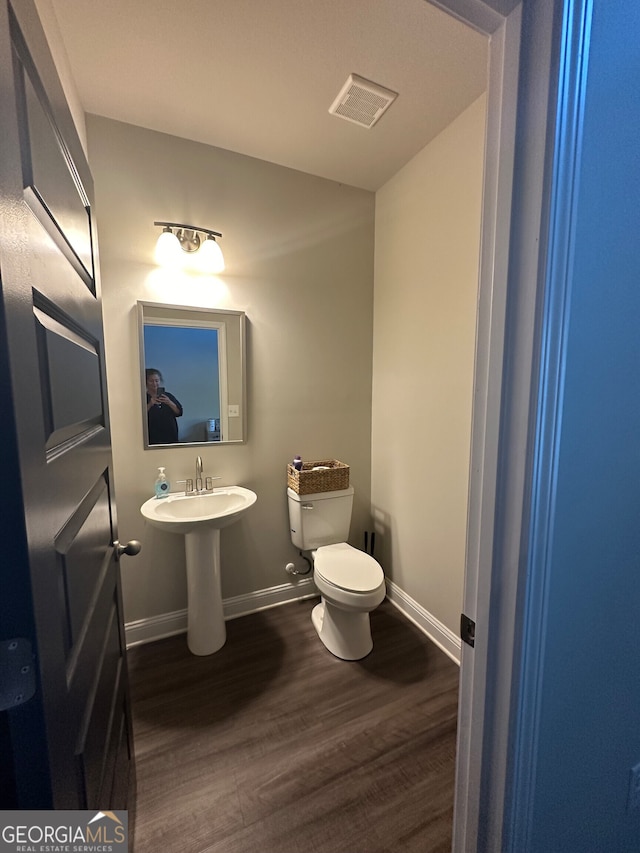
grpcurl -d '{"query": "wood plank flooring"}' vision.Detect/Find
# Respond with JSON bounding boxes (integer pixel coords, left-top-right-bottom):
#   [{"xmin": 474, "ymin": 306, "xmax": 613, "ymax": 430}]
[{"xmin": 127, "ymin": 598, "xmax": 459, "ymax": 853}]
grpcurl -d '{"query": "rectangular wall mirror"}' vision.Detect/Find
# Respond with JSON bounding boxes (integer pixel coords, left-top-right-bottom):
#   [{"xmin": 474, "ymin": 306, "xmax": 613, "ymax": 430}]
[{"xmin": 138, "ymin": 301, "xmax": 246, "ymax": 448}]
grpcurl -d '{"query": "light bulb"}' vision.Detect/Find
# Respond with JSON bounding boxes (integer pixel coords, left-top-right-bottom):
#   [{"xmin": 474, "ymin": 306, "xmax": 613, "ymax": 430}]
[
  {"xmin": 196, "ymin": 235, "xmax": 225, "ymax": 273},
  {"xmin": 154, "ymin": 228, "xmax": 181, "ymax": 266}
]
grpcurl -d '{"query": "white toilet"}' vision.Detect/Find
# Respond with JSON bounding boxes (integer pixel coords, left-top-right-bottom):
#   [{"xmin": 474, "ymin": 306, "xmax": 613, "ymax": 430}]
[{"xmin": 287, "ymin": 486, "xmax": 385, "ymax": 660}]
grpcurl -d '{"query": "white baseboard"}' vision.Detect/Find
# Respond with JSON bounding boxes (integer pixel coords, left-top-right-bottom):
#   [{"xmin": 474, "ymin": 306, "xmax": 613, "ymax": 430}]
[
  {"xmin": 223, "ymin": 577, "xmax": 317, "ymax": 620},
  {"xmin": 125, "ymin": 577, "xmax": 317, "ymax": 649},
  {"xmin": 125, "ymin": 609, "xmax": 188, "ymax": 648},
  {"xmin": 385, "ymin": 579, "xmax": 461, "ymax": 665},
  {"xmin": 125, "ymin": 576, "xmax": 461, "ymax": 665}
]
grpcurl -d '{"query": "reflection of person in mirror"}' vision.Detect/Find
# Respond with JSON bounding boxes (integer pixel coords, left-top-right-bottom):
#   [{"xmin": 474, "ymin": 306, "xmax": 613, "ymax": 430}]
[{"xmin": 146, "ymin": 368, "xmax": 183, "ymax": 444}]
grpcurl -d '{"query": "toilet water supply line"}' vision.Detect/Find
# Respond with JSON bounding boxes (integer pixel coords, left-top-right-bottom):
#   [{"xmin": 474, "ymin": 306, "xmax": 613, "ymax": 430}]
[
  {"xmin": 287, "ymin": 552, "xmax": 313, "ymax": 576},
  {"xmin": 286, "ymin": 532, "xmax": 376, "ymax": 577}
]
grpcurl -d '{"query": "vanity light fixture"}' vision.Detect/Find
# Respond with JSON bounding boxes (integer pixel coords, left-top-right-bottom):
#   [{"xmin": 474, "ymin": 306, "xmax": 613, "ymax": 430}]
[{"xmin": 153, "ymin": 221, "xmax": 225, "ymax": 273}]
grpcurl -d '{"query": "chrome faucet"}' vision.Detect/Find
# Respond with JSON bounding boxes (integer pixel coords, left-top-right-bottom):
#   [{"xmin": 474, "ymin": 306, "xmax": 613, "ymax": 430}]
[{"xmin": 193, "ymin": 456, "xmax": 222, "ymax": 493}]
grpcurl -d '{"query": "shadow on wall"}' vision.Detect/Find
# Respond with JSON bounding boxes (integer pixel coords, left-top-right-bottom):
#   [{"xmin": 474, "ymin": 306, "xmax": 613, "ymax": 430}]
[{"xmin": 369, "ymin": 505, "xmax": 393, "ymax": 577}]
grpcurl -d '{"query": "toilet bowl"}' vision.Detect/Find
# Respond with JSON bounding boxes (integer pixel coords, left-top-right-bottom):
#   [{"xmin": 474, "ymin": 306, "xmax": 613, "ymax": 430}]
[
  {"xmin": 311, "ymin": 543, "xmax": 386, "ymax": 660},
  {"xmin": 287, "ymin": 486, "xmax": 386, "ymax": 660}
]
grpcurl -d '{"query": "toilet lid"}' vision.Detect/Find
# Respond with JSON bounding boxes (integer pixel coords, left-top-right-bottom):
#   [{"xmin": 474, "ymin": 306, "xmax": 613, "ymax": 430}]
[{"xmin": 314, "ymin": 543, "xmax": 384, "ymax": 592}]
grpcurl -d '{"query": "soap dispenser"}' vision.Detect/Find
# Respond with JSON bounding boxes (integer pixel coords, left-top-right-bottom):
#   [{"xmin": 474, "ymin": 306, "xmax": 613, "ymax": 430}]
[{"xmin": 154, "ymin": 467, "xmax": 170, "ymax": 499}]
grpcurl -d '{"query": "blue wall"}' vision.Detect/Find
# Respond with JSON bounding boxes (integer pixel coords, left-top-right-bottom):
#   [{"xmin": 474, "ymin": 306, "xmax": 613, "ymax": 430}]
[
  {"xmin": 525, "ymin": 2, "xmax": 640, "ymax": 850},
  {"xmin": 144, "ymin": 325, "xmax": 220, "ymax": 442}
]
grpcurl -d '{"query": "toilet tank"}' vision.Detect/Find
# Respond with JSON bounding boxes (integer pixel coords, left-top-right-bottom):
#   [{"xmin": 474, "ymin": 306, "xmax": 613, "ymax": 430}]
[{"xmin": 287, "ymin": 486, "xmax": 354, "ymax": 550}]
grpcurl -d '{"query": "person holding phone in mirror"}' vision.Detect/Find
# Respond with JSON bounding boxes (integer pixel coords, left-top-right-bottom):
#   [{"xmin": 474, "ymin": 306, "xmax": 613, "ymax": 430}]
[{"xmin": 145, "ymin": 368, "xmax": 183, "ymax": 444}]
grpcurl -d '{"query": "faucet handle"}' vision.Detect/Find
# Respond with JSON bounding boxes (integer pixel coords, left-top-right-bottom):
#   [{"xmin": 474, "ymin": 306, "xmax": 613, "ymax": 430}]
[
  {"xmin": 205, "ymin": 476, "xmax": 222, "ymax": 491},
  {"xmin": 176, "ymin": 479, "xmax": 195, "ymax": 495}
]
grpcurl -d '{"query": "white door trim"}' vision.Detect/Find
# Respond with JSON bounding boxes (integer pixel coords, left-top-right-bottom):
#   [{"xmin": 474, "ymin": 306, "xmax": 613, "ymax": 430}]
[
  {"xmin": 452, "ymin": 6, "xmax": 522, "ymax": 849},
  {"xmin": 428, "ymin": 1, "xmax": 524, "ymax": 850},
  {"xmin": 430, "ymin": 0, "xmax": 571, "ymax": 848},
  {"xmin": 443, "ymin": 0, "xmax": 568, "ymax": 848}
]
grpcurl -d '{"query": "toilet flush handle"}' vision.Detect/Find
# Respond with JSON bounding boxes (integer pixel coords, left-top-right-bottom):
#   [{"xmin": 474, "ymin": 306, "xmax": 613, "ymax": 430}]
[{"xmin": 301, "ymin": 504, "xmax": 314, "ymax": 510}]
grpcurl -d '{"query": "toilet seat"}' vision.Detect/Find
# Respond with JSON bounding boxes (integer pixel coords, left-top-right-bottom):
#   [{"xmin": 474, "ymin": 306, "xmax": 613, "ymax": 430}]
[{"xmin": 314, "ymin": 542, "xmax": 383, "ymax": 593}]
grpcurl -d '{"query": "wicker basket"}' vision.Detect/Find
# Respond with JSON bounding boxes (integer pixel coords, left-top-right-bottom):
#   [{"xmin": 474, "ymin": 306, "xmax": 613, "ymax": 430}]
[{"xmin": 287, "ymin": 459, "xmax": 350, "ymax": 495}]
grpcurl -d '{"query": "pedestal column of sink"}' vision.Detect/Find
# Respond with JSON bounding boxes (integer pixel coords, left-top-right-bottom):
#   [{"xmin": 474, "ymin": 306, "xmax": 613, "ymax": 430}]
[{"xmin": 184, "ymin": 528, "xmax": 225, "ymax": 655}]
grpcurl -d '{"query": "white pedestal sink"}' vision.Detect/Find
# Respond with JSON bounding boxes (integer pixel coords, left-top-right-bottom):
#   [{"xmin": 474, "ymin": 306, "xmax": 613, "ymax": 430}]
[{"xmin": 140, "ymin": 487, "xmax": 257, "ymax": 655}]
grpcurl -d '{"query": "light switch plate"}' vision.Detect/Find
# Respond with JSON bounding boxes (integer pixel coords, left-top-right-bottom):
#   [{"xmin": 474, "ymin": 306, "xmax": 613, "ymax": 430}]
[{"xmin": 228, "ymin": 404, "xmax": 240, "ymax": 417}]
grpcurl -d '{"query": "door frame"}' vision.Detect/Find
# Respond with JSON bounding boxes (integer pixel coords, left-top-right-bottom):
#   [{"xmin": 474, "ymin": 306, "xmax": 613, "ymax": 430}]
[
  {"xmin": 24, "ymin": 0, "xmax": 568, "ymax": 837},
  {"xmin": 427, "ymin": 0, "xmax": 567, "ymax": 850},
  {"xmin": 427, "ymin": 0, "xmax": 523, "ymax": 847},
  {"xmin": 503, "ymin": 0, "xmax": 594, "ymax": 848},
  {"xmin": 448, "ymin": 5, "xmax": 522, "ymax": 849}
]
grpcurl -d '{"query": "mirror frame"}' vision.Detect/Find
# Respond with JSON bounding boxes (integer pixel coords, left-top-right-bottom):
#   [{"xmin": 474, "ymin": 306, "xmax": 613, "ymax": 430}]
[{"xmin": 138, "ymin": 301, "xmax": 247, "ymax": 448}]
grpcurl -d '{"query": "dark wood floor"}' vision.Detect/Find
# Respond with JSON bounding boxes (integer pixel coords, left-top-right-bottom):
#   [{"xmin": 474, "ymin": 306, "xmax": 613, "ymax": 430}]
[{"xmin": 127, "ymin": 598, "xmax": 459, "ymax": 853}]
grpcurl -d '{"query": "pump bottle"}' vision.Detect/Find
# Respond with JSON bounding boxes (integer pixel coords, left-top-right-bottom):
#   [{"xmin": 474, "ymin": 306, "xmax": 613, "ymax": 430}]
[{"xmin": 154, "ymin": 467, "xmax": 171, "ymax": 498}]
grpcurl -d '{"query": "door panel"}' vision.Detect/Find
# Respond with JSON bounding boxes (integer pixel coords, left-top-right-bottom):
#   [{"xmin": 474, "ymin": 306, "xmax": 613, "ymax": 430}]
[
  {"xmin": 58, "ymin": 482, "xmax": 112, "ymax": 649},
  {"xmin": 22, "ymin": 70, "xmax": 94, "ymax": 278},
  {"xmin": 12, "ymin": 6, "xmax": 94, "ymax": 285},
  {"xmin": 0, "ymin": 0, "xmax": 133, "ymax": 809},
  {"xmin": 34, "ymin": 303, "xmax": 103, "ymax": 450}
]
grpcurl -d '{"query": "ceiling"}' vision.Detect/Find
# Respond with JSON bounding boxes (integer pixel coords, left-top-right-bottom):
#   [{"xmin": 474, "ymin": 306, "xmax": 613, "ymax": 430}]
[{"xmin": 48, "ymin": 0, "xmax": 488, "ymax": 192}]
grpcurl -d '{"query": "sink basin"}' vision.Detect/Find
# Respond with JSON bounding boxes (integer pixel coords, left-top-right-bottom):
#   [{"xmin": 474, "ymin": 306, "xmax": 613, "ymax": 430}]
[
  {"xmin": 141, "ymin": 486, "xmax": 257, "ymax": 533},
  {"xmin": 140, "ymin": 485, "xmax": 257, "ymax": 656}
]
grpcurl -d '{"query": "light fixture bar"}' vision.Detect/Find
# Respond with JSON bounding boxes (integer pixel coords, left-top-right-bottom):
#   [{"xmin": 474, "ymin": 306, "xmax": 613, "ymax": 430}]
[
  {"xmin": 154, "ymin": 221, "xmax": 222, "ymax": 238},
  {"xmin": 153, "ymin": 220, "xmax": 225, "ymax": 273}
]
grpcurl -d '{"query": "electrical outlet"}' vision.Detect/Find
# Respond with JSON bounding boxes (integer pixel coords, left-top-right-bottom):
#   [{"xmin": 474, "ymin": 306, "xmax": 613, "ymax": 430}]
[
  {"xmin": 627, "ymin": 763, "xmax": 640, "ymax": 812},
  {"xmin": 228, "ymin": 404, "xmax": 240, "ymax": 417}
]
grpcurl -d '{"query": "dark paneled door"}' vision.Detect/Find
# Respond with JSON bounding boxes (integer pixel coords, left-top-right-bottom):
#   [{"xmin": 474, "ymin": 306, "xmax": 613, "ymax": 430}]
[{"xmin": 0, "ymin": 1, "xmax": 134, "ymax": 808}]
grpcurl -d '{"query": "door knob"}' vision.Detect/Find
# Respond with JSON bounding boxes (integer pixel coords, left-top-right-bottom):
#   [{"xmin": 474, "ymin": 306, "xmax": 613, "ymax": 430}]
[{"xmin": 114, "ymin": 539, "xmax": 142, "ymax": 558}]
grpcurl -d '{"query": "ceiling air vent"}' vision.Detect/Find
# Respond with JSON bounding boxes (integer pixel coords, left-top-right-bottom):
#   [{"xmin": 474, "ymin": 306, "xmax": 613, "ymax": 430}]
[{"xmin": 328, "ymin": 74, "xmax": 398, "ymax": 129}]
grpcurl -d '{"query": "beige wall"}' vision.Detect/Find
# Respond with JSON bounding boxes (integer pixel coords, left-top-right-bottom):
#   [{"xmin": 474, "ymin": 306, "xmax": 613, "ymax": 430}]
[
  {"xmin": 33, "ymin": 0, "xmax": 87, "ymax": 152},
  {"xmin": 87, "ymin": 116, "xmax": 375, "ymax": 624},
  {"xmin": 371, "ymin": 94, "xmax": 486, "ymax": 635}
]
